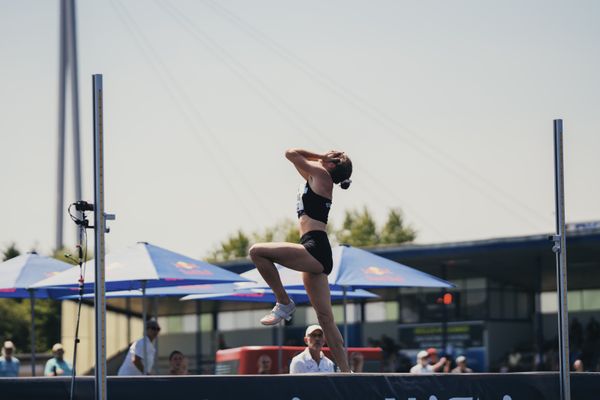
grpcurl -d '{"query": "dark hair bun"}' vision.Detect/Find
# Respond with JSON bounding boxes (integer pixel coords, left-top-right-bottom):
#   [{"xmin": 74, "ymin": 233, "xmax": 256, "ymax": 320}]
[{"xmin": 340, "ymin": 179, "xmax": 352, "ymax": 190}]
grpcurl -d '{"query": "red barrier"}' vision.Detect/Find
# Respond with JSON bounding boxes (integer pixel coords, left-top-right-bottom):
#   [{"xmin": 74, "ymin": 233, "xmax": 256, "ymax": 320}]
[{"xmin": 216, "ymin": 346, "xmax": 383, "ymax": 374}]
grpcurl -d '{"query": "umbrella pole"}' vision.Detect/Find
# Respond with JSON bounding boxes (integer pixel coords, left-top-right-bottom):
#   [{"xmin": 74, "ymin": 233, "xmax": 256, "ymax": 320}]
[
  {"xmin": 278, "ymin": 321, "xmax": 283, "ymax": 374},
  {"xmin": 343, "ymin": 287, "xmax": 348, "ymax": 355},
  {"xmin": 153, "ymin": 297, "xmax": 159, "ymax": 374},
  {"xmin": 29, "ymin": 289, "xmax": 36, "ymax": 376},
  {"xmin": 142, "ymin": 281, "xmax": 147, "ymax": 374}
]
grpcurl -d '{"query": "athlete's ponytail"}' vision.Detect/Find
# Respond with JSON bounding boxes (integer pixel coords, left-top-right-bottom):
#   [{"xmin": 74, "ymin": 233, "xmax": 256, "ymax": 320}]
[
  {"xmin": 330, "ymin": 154, "xmax": 353, "ymax": 189},
  {"xmin": 339, "ymin": 179, "xmax": 352, "ymax": 190}
]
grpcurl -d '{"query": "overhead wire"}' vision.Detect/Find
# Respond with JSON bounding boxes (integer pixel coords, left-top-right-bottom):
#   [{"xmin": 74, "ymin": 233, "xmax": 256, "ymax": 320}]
[
  {"xmin": 158, "ymin": 0, "xmax": 448, "ymax": 240},
  {"xmin": 108, "ymin": 0, "xmax": 268, "ymax": 226},
  {"xmin": 197, "ymin": 0, "xmax": 551, "ymax": 232},
  {"xmin": 155, "ymin": 0, "xmax": 324, "ymax": 147}
]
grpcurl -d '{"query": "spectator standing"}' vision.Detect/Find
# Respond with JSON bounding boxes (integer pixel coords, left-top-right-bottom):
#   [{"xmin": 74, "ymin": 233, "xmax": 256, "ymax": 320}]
[
  {"xmin": 426, "ymin": 348, "xmax": 448, "ymax": 372},
  {"xmin": 44, "ymin": 343, "xmax": 72, "ymax": 376},
  {"xmin": 0, "ymin": 341, "xmax": 20, "ymax": 377},
  {"xmin": 410, "ymin": 351, "xmax": 434, "ymax": 374},
  {"xmin": 573, "ymin": 359, "xmax": 584, "ymax": 372},
  {"xmin": 118, "ymin": 319, "xmax": 161, "ymax": 376},
  {"xmin": 451, "ymin": 356, "xmax": 473, "ymax": 373}
]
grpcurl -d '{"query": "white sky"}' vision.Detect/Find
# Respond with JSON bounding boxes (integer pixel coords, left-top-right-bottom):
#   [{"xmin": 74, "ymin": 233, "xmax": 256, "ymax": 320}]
[{"xmin": 1, "ymin": 0, "xmax": 599, "ymax": 260}]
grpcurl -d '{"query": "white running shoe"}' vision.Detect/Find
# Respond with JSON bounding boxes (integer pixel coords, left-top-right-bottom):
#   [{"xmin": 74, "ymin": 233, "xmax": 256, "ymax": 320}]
[{"xmin": 260, "ymin": 300, "xmax": 296, "ymax": 326}]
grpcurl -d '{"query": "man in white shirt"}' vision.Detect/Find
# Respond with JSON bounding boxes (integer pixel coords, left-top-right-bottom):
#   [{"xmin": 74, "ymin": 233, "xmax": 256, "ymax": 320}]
[
  {"xmin": 290, "ymin": 324, "xmax": 335, "ymax": 374},
  {"xmin": 410, "ymin": 350, "xmax": 434, "ymax": 373},
  {"xmin": 118, "ymin": 319, "xmax": 160, "ymax": 376}
]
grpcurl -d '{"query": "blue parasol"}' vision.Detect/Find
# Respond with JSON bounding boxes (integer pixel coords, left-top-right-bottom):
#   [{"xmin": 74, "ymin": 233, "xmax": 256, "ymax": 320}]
[{"xmin": 0, "ymin": 252, "xmax": 75, "ymax": 375}]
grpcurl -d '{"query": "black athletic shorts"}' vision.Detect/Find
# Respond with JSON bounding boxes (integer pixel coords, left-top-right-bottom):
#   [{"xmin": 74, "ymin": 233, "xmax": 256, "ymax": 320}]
[{"xmin": 300, "ymin": 230, "xmax": 333, "ymax": 275}]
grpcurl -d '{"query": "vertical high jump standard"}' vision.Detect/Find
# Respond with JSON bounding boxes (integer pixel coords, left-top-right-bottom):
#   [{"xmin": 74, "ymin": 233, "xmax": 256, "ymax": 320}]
[
  {"xmin": 552, "ymin": 119, "xmax": 571, "ymax": 400},
  {"xmin": 92, "ymin": 74, "xmax": 108, "ymax": 400}
]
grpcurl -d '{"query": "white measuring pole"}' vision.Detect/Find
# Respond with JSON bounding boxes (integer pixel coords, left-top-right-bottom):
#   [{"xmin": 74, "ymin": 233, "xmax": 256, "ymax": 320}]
[
  {"xmin": 552, "ymin": 119, "xmax": 571, "ymax": 400},
  {"xmin": 92, "ymin": 74, "xmax": 107, "ymax": 400}
]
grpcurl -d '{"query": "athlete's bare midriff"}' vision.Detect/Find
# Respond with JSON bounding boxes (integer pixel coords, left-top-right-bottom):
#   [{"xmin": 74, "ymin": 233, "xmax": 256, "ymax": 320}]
[{"xmin": 298, "ymin": 214, "xmax": 327, "ymax": 236}]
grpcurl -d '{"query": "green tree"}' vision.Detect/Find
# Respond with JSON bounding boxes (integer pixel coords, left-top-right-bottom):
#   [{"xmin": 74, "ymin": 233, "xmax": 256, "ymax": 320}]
[
  {"xmin": 252, "ymin": 219, "xmax": 301, "ymax": 244},
  {"xmin": 2, "ymin": 243, "xmax": 20, "ymax": 261},
  {"xmin": 380, "ymin": 209, "xmax": 416, "ymax": 245},
  {"xmin": 208, "ymin": 207, "xmax": 417, "ymax": 261},
  {"xmin": 0, "ymin": 245, "xmax": 78, "ymax": 354},
  {"xmin": 208, "ymin": 219, "xmax": 301, "ymax": 262},
  {"xmin": 336, "ymin": 207, "xmax": 379, "ymax": 247},
  {"xmin": 208, "ymin": 230, "xmax": 251, "ymax": 262},
  {"xmin": 0, "ymin": 300, "xmax": 30, "ymax": 351}
]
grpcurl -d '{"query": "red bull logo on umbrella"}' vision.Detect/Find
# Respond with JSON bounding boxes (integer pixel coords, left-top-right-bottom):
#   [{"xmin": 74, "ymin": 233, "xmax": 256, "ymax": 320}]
[
  {"xmin": 232, "ymin": 292, "xmax": 266, "ymax": 298},
  {"xmin": 362, "ymin": 266, "xmax": 404, "ymax": 282},
  {"xmin": 175, "ymin": 261, "xmax": 214, "ymax": 276},
  {"xmin": 362, "ymin": 266, "xmax": 391, "ymax": 276}
]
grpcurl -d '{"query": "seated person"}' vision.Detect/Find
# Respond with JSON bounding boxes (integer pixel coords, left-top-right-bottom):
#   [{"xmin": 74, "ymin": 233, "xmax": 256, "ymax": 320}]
[
  {"xmin": 257, "ymin": 354, "xmax": 272, "ymax": 374},
  {"xmin": 168, "ymin": 350, "xmax": 188, "ymax": 375},
  {"xmin": 349, "ymin": 352, "xmax": 364, "ymax": 373}
]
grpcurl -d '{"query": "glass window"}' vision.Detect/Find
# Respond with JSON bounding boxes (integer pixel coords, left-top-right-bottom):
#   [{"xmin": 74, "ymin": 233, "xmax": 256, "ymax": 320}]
[
  {"xmin": 218, "ymin": 311, "xmax": 235, "ymax": 331},
  {"xmin": 158, "ymin": 316, "xmax": 168, "ymax": 334},
  {"xmin": 465, "ymin": 278, "xmax": 487, "ymax": 290},
  {"xmin": 217, "ymin": 310, "xmax": 269, "ymax": 331},
  {"xmin": 400, "ymin": 287, "xmax": 420, "ymax": 294},
  {"xmin": 503, "ymin": 290, "xmax": 516, "ymax": 318},
  {"xmin": 365, "ymin": 302, "xmax": 386, "ymax": 322},
  {"xmin": 541, "ymin": 292, "xmax": 558, "ymax": 314},
  {"xmin": 332, "ymin": 304, "xmax": 344, "ymax": 322},
  {"xmin": 399, "ymin": 294, "xmax": 419, "ymax": 323},
  {"xmin": 582, "ymin": 289, "xmax": 600, "ymax": 311},
  {"xmin": 489, "ymin": 290, "xmax": 503, "ymax": 318},
  {"xmin": 165, "ymin": 315, "xmax": 183, "ymax": 333},
  {"xmin": 466, "ymin": 289, "xmax": 487, "ymax": 319},
  {"xmin": 199, "ymin": 313, "xmax": 212, "ymax": 332},
  {"xmin": 568, "ymin": 291, "xmax": 583, "ymax": 312},
  {"xmin": 516, "ymin": 292, "xmax": 530, "ymax": 319},
  {"xmin": 337, "ymin": 303, "xmax": 359, "ymax": 323},
  {"xmin": 180, "ymin": 314, "xmax": 196, "ymax": 333},
  {"xmin": 306, "ymin": 307, "xmax": 318, "ymax": 325},
  {"xmin": 385, "ymin": 301, "xmax": 399, "ymax": 321},
  {"xmin": 450, "ymin": 279, "xmax": 465, "ymax": 289}
]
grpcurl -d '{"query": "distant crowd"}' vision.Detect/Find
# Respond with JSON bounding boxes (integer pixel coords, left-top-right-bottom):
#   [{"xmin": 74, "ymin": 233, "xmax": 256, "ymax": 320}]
[
  {"xmin": 3, "ymin": 317, "xmax": 599, "ymax": 376},
  {"xmin": 0, "ymin": 319, "xmax": 187, "ymax": 377},
  {"xmin": 494, "ymin": 317, "xmax": 600, "ymax": 373}
]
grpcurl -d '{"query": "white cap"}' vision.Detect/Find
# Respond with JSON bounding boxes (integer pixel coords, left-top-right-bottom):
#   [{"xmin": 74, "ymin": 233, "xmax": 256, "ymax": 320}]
[
  {"xmin": 417, "ymin": 350, "xmax": 429, "ymax": 360},
  {"xmin": 456, "ymin": 355, "xmax": 466, "ymax": 363},
  {"xmin": 305, "ymin": 324, "xmax": 323, "ymax": 336},
  {"xmin": 52, "ymin": 343, "xmax": 64, "ymax": 352},
  {"xmin": 3, "ymin": 341, "xmax": 14, "ymax": 350}
]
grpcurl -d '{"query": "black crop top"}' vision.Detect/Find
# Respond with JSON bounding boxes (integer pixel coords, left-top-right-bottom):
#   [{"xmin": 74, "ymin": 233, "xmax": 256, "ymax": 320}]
[{"xmin": 296, "ymin": 182, "xmax": 332, "ymax": 224}]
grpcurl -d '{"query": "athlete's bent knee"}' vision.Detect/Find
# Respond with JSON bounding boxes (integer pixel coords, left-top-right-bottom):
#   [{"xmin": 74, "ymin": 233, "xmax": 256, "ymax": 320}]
[{"xmin": 249, "ymin": 244, "xmax": 267, "ymax": 261}]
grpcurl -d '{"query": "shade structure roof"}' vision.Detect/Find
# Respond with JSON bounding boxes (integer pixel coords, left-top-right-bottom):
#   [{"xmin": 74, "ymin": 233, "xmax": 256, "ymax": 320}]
[
  {"xmin": 181, "ymin": 288, "xmax": 377, "ymax": 303},
  {"xmin": 239, "ymin": 245, "xmax": 453, "ymax": 291},
  {"xmin": 31, "ymin": 242, "xmax": 250, "ymax": 291},
  {"xmin": 64, "ymin": 285, "xmax": 378, "ymax": 304}
]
